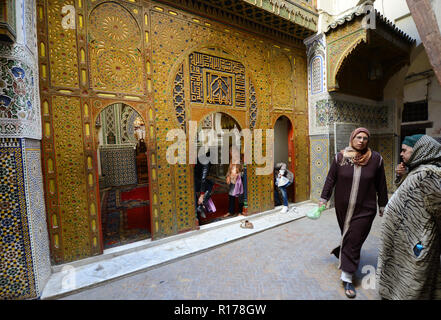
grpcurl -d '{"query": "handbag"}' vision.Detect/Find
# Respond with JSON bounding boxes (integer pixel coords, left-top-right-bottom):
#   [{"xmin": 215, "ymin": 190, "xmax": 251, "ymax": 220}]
[
  {"xmin": 205, "ymin": 198, "xmax": 216, "ymax": 213},
  {"xmin": 232, "ymin": 174, "xmax": 244, "ymax": 196},
  {"xmin": 277, "ymin": 175, "xmax": 290, "ymax": 187}
]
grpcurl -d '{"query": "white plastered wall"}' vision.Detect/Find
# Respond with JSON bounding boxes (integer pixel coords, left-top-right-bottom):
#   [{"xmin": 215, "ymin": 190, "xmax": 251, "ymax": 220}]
[
  {"xmin": 317, "ymin": 0, "xmax": 360, "ymax": 15},
  {"xmin": 384, "ymin": 45, "xmax": 441, "ymax": 139},
  {"xmin": 374, "ymin": 0, "xmax": 422, "ymax": 45}
]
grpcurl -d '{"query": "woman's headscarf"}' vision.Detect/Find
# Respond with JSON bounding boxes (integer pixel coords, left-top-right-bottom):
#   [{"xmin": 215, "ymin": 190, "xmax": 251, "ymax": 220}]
[
  {"xmin": 340, "ymin": 127, "xmax": 372, "ymax": 166},
  {"xmin": 405, "ymin": 135, "xmax": 441, "ymax": 170}
]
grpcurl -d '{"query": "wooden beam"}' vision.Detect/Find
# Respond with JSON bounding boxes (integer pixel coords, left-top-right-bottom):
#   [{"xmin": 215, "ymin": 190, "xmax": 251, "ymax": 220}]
[{"xmin": 406, "ymin": 0, "xmax": 441, "ymax": 86}]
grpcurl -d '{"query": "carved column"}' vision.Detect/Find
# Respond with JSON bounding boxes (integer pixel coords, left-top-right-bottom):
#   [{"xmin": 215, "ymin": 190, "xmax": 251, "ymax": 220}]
[{"xmin": 304, "ymin": 33, "xmax": 331, "ymax": 202}]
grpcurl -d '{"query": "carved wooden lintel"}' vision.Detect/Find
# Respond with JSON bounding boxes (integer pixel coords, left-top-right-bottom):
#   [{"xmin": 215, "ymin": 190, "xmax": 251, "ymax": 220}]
[{"xmin": 0, "ymin": 0, "xmax": 16, "ymax": 42}]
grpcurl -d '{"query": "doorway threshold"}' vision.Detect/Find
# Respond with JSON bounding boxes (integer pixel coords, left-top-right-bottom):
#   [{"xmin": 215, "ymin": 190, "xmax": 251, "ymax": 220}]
[{"xmin": 41, "ymin": 201, "xmax": 316, "ymax": 300}]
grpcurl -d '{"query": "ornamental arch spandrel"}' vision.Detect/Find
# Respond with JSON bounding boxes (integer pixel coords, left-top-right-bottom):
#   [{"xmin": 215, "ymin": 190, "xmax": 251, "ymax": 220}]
[{"xmin": 37, "ymin": 0, "xmax": 309, "ymax": 263}]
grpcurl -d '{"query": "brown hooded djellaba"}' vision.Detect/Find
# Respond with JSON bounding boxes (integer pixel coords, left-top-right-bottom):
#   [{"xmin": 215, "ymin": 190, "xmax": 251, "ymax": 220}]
[{"xmin": 320, "ymin": 129, "xmax": 388, "ymax": 274}]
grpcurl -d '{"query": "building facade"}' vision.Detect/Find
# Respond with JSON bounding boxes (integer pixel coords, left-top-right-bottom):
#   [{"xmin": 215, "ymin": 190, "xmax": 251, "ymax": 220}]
[{"xmin": 1, "ymin": 0, "xmax": 317, "ymax": 299}]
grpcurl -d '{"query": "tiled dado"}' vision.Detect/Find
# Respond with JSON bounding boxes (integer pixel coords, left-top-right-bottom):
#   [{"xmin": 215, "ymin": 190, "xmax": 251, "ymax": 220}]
[
  {"xmin": 0, "ymin": 138, "xmax": 51, "ymax": 299},
  {"xmin": 309, "ymin": 135, "xmax": 329, "ymax": 202},
  {"xmin": 309, "ymin": 133, "xmax": 396, "ymax": 202}
]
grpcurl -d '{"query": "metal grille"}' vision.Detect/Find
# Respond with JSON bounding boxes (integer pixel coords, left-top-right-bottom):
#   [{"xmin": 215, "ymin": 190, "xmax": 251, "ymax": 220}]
[{"xmin": 402, "ymin": 101, "xmax": 428, "ymax": 122}]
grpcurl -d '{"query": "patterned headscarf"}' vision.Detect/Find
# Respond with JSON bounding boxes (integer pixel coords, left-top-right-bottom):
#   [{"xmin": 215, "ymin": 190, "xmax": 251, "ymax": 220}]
[
  {"xmin": 407, "ymin": 135, "xmax": 441, "ymax": 170},
  {"xmin": 340, "ymin": 127, "xmax": 372, "ymax": 166}
]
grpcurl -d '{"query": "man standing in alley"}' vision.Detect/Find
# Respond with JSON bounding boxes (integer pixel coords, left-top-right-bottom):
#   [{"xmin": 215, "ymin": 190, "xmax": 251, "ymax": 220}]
[{"xmin": 377, "ymin": 134, "xmax": 441, "ymax": 299}]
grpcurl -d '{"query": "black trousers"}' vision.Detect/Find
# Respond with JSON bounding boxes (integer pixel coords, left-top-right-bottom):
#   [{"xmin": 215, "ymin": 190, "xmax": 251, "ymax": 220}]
[
  {"xmin": 194, "ymin": 179, "xmax": 214, "ymax": 218},
  {"xmin": 228, "ymin": 195, "xmax": 243, "ymax": 215}
]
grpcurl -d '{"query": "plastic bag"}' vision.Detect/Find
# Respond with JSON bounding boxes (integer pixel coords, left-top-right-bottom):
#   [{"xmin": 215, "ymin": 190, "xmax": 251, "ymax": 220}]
[
  {"xmin": 277, "ymin": 175, "xmax": 290, "ymax": 187},
  {"xmin": 306, "ymin": 205, "xmax": 326, "ymax": 220},
  {"xmin": 232, "ymin": 175, "xmax": 243, "ymax": 196}
]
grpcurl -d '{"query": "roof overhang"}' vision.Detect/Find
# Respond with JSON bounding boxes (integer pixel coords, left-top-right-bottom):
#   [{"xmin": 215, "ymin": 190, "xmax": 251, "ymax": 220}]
[
  {"xmin": 154, "ymin": 0, "xmax": 318, "ymax": 46},
  {"xmin": 325, "ymin": 7, "xmax": 415, "ymax": 96}
]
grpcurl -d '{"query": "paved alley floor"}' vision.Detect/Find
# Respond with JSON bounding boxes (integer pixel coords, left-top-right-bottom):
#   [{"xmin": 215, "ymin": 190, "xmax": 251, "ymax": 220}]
[{"xmin": 61, "ymin": 208, "xmax": 383, "ymax": 300}]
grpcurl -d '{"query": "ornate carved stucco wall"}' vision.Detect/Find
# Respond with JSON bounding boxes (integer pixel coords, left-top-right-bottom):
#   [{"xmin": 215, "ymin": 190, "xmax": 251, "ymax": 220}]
[
  {"xmin": 36, "ymin": 0, "xmax": 309, "ymax": 264},
  {"xmin": 138, "ymin": 2, "xmax": 310, "ymax": 234}
]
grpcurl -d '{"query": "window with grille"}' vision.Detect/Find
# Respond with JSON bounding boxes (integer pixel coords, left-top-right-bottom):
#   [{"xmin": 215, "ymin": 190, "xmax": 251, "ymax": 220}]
[{"xmin": 402, "ymin": 100, "xmax": 428, "ymax": 122}]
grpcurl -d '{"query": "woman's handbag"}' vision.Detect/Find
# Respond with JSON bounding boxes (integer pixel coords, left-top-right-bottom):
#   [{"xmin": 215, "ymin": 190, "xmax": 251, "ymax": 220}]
[
  {"xmin": 205, "ymin": 198, "xmax": 216, "ymax": 213},
  {"xmin": 232, "ymin": 174, "xmax": 244, "ymax": 196}
]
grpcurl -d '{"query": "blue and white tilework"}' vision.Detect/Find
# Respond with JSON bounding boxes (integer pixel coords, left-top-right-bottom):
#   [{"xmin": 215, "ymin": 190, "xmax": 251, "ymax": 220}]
[
  {"xmin": 22, "ymin": 139, "xmax": 51, "ymax": 296},
  {"xmin": 0, "ymin": 138, "xmax": 36, "ymax": 299},
  {"xmin": 309, "ymin": 135, "xmax": 329, "ymax": 202},
  {"xmin": 0, "ymin": 138, "xmax": 51, "ymax": 299}
]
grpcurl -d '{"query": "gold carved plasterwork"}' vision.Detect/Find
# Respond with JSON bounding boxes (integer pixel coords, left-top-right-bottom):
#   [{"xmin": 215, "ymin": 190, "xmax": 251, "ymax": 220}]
[
  {"xmin": 206, "ymin": 71, "xmax": 233, "ymax": 106},
  {"xmin": 151, "ymin": 11, "xmax": 189, "ymax": 237},
  {"xmin": 41, "ymin": 1, "xmax": 309, "ymax": 247},
  {"xmin": 39, "ymin": 0, "xmax": 157, "ymax": 263},
  {"xmin": 295, "ymin": 55, "xmax": 308, "ymax": 113},
  {"xmin": 189, "ymin": 52, "xmax": 246, "ymax": 108},
  {"xmin": 327, "ymin": 26, "xmax": 367, "ymax": 91},
  {"xmin": 293, "ymin": 113, "xmax": 310, "ymax": 202},
  {"xmin": 35, "ymin": 0, "xmax": 311, "ymax": 263},
  {"xmin": 47, "ymin": 0, "xmax": 78, "ymax": 88},
  {"xmin": 249, "ymin": 79, "xmax": 258, "ymax": 129},
  {"xmin": 271, "ymin": 50, "xmax": 294, "ymax": 111},
  {"xmin": 88, "ymin": 1, "xmax": 144, "ymax": 94},
  {"xmin": 326, "ymin": 18, "xmax": 368, "ymax": 92},
  {"xmin": 151, "ymin": 8, "xmax": 272, "ymax": 235},
  {"xmin": 51, "ymin": 95, "xmax": 91, "ymax": 262},
  {"xmin": 173, "ymin": 63, "xmax": 186, "ymax": 130}
]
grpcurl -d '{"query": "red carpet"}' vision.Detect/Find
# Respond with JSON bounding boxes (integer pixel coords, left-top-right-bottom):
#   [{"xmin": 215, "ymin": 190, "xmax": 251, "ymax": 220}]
[
  {"xmin": 101, "ymin": 185, "xmax": 151, "ymax": 249},
  {"xmin": 126, "ymin": 206, "xmax": 150, "ymax": 230},
  {"xmin": 121, "ymin": 185, "xmax": 149, "ymax": 201},
  {"xmin": 121, "ymin": 185, "xmax": 150, "ymax": 231}
]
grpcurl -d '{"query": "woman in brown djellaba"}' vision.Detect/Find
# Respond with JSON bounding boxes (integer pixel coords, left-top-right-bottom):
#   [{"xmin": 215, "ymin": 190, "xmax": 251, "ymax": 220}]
[{"xmin": 319, "ymin": 127, "xmax": 388, "ymax": 298}]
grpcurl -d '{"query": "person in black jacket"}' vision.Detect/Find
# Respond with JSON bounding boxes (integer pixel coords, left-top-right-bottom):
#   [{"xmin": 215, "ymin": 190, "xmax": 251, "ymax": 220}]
[{"xmin": 194, "ymin": 150, "xmax": 214, "ymax": 220}]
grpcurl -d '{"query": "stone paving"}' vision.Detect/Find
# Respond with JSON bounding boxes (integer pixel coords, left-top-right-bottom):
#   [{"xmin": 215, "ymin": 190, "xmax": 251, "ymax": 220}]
[{"xmin": 61, "ymin": 208, "xmax": 383, "ymax": 300}]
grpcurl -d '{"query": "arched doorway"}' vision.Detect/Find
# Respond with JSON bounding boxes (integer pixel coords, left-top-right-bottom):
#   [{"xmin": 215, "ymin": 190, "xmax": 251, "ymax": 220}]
[
  {"xmin": 194, "ymin": 112, "xmax": 246, "ymax": 225},
  {"xmin": 273, "ymin": 115, "xmax": 295, "ymax": 206},
  {"xmin": 95, "ymin": 103, "xmax": 151, "ymax": 249}
]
